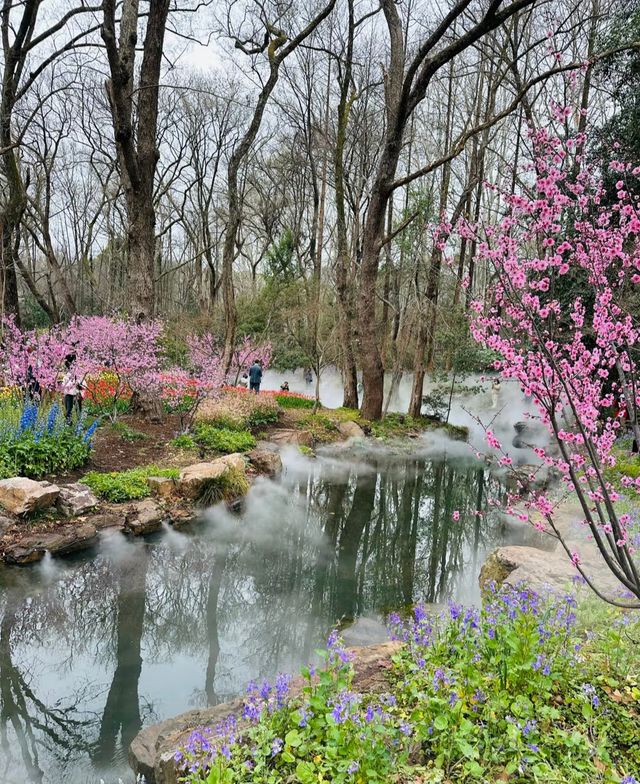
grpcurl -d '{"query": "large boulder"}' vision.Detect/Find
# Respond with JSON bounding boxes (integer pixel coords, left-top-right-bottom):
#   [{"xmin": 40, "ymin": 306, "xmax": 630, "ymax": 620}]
[
  {"xmin": 338, "ymin": 420, "xmax": 365, "ymax": 439},
  {"xmin": 178, "ymin": 455, "xmax": 246, "ymax": 499},
  {"xmin": 246, "ymin": 448, "xmax": 282, "ymax": 478},
  {"xmin": 124, "ymin": 499, "xmax": 164, "ymax": 535},
  {"xmin": 0, "ymin": 478, "xmax": 59, "ymax": 516},
  {"xmin": 57, "ymin": 483, "xmax": 99, "ymax": 517}
]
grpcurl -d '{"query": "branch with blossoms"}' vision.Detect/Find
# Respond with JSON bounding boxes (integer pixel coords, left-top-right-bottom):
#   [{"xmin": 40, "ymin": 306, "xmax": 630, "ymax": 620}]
[{"xmin": 457, "ymin": 117, "xmax": 640, "ymax": 607}]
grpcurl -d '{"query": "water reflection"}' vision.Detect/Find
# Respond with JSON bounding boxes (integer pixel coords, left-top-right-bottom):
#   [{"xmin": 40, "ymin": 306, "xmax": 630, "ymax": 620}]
[{"xmin": 0, "ymin": 448, "xmax": 542, "ymax": 784}]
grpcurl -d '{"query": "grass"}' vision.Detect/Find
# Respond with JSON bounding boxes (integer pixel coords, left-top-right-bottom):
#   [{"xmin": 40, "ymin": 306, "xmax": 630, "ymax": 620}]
[
  {"xmin": 197, "ymin": 466, "xmax": 250, "ymax": 506},
  {"xmin": 274, "ymin": 393, "xmax": 315, "ymax": 409},
  {"xmin": 297, "ymin": 413, "xmax": 340, "ymax": 443},
  {"xmin": 370, "ymin": 412, "xmax": 467, "ymax": 441},
  {"xmin": 82, "ymin": 465, "xmax": 180, "ymax": 502},
  {"xmin": 170, "ymin": 424, "xmax": 256, "ymax": 455},
  {"xmin": 110, "ymin": 421, "xmax": 147, "ymax": 442}
]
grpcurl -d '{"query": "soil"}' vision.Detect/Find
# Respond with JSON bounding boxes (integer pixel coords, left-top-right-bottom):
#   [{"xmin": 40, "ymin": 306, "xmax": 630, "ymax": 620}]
[{"xmin": 50, "ymin": 412, "xmax": 188, "ymax": 484}]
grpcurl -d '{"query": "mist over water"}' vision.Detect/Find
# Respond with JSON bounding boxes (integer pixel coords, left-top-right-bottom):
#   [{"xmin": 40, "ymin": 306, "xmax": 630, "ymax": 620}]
[{"xmin": 0, "ymin": 372, "xmax": 549, "ymax": 784}]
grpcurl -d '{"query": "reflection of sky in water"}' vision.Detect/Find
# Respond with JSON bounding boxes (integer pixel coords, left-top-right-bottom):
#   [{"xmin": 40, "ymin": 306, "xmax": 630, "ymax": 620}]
[{"xmin": 0, "ymin": 429, "xmax": 547, "ymax": 784}]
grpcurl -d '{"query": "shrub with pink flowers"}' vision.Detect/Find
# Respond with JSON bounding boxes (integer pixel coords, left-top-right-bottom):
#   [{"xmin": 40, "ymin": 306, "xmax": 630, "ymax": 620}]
[{"xmin": 460, "ymin": 118, "xmax": 640, "ymax": 605}]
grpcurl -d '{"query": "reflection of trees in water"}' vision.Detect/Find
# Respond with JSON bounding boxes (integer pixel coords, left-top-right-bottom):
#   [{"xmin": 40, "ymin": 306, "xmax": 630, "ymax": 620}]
[
  {"xmin": 0, "ymin": 599, "xmax": 94, "ymax": 783},
  {"xmin": 0, "ymin": 455, "xmax": 512, "ymax": 782}
]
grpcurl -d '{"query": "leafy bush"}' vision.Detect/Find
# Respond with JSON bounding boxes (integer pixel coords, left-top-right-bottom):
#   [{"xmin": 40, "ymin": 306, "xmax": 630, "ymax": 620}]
[
  {"xmin": 201, "ymin": 412, "xmax": 247, "ymax": 431},
  {"xmin": 82, "ymin": 465, "xmax": 179, "ymax": 502},
  {"xmin": 246, "ymin": 401, "xmax": 280, "ymax": 429},
  {"xmin": 170, "ymin": 433, "xmax": 196, "ymax": 450},
  {"xmin": 193, "ymin": 423, "xmax": 256, "ymax": 454},
  {"xmin": 175, "ymin": 590, "xmax": 640, "ymax": 784},
  {"xmin": 0, "ymin": 401, "xmax": 97, "ymax": 479},
  {"xmin": 197, "ymin": 465, "xmax": 250, "ymax": 507},
  {"xmin": 274, "ymin": 393, "xmax": 315, "ymax": 409}
]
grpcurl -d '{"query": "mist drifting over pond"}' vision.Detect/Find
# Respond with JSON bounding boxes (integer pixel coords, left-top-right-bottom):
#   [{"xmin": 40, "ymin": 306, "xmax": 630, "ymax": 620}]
[{"xmin": 0, "ymin": 374, "xmax": 550, "ymax": 784}]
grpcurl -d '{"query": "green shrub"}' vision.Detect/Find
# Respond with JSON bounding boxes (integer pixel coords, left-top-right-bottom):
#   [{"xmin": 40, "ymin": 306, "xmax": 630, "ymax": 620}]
[
  {"xmin": 197, "ymin": 466, "xmax": 249, "ymax": 506},
  {"xmin": 170, "ymin": 433, "xmax": 196, "ymax": 450},
  {"xmin": 202, "ymin": 413, "xmax": 247, "ymax": 431},
  {"xmin": 246, "ymin": 402, "xmax": 280, "ymax": 429},
  {"xmin": 274, "ymin": 394, "xmax": 315, "ymax": 409},
  {"xmin": 82, "ymin": 465, "xmax": 179, "ymax": 502},
  {"xmin": 194, "ymin": 423, "xmax": 256, "ymax": 454},
  {"xmin": 0, "ymin": 401, "xmax": 96, "ymax": 479}
]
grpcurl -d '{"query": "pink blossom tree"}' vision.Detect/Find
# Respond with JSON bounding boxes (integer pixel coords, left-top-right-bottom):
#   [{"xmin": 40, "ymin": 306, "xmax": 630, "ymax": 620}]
[
  {"xmin": 0, "ymin": 316, "xmax": 69, "ymax": 394},
  {"xmin": 465, "ymin": 122, "xmax": 640, "ymax": 607}
]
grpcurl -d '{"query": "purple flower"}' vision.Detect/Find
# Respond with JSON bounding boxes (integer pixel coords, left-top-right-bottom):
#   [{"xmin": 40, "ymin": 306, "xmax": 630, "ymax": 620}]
[
  {"xmin": 271, "ymin": 737, "xmax": 283, "ymax": 757},
  {"xmin": 347, "ymin": 761, "xmax": 360, "ymax": 775}
]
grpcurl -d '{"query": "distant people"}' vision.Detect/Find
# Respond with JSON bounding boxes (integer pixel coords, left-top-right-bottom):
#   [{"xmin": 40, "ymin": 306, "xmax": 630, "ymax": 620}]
[
  {"xmin": 240, "ymin": 372, "xmax": 249, "ymax": 389},
  {"xmin": 304, "ymin": 368, "xmax": 313, "ymax": 386},
  {"xmin": 491, "ymin": 379, "xmax": 501, "ymax": 409},
  {"xmin": 61, "ymin": 355, "xmax": 84, "ymax": 423},
  {"xmin": 248, "ymin": 360, "xmax": 263, "ymax": 395},
  {"xmin": 280, "ymin": 381, "xmax": 290, "ymax": 392},
  {"xmin": 25, "ymin": 362, "xmax": 41, "ymax": 403}
]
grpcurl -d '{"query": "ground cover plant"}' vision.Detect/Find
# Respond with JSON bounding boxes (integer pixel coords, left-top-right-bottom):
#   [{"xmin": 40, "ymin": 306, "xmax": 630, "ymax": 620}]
[
  {"xmin": 0, "ymin": 400, "xmax": 97, "ymax": 479},
  {"xmin": 171, "ymin": 424, "xmax": 256, "ymax": 455},
  {"xmin": 175, "ymin": 589, "xmax": 640, "ymax": 784},
  {"xmin": 81, "ymin": 465, "xmax": 179, "ymax": 502}
]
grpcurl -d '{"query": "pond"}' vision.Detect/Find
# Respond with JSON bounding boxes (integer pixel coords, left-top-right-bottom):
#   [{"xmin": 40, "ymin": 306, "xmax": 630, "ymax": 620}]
[{"xmin": 0, "ymin": 441, "xmax": 544, "ymax": 784}]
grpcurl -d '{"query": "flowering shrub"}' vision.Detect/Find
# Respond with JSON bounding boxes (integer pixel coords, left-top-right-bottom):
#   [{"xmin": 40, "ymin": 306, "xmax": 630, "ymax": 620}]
[
  {"xmin": 0, "ymin": 401, "xmax": 97, "ymax": 479},
  {"xmin": 456, "ymin": 120, "xmax": 640, "ymax": 604},
  {"xmin": 175, "ymin": 590, "xmax": 640, "ymax": 783}
]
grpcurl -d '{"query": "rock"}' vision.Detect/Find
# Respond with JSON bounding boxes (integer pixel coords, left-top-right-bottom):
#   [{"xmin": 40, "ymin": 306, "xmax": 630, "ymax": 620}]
[
  {"xmin": 0, "ymin": 514, "xmax": 13, "ymax": 537},
  {"xmin": 124, "ymin": 499, "xmax": 164, "ymax": 535},
  {"xmin": 57, "ymin": 483, "xmax": 99, "ymax": 516},
  {"xmin": 268, "ymin": 429, "xmax": 314, "ymax": 447},
  {"xmin": 479, "ymin": 543, "xmax": 624, "ymax": 598},
  {"xmin": 87, "ymin": 510, "xmax": 123, "ymax": 530},
  {"xmin": 178, "ymin": 455, "xmax": 246, "ymax": 499},
  {"xmin": 129, "ymin": 641, "xmax": 401, "ymax": 784},
  {"xmin": 0, "ymin": 477, "xmax": 60, "ymax": 516},
  {"xmin": 148, "ymin": 476, "xmax": 176, "ymax": 499},
  {"xmin": 246, "ymin": 448, "xmax": 282, "ymax": 478},
  {"xmin": 3, "ymin": 545, "xmax": 45, "ymax": 565},
  {"xmin": 3, "ymin": 522, "xmax": 98, "ymax": 564},
  {"xmin": 338, "ymin": 420, "xmax": 365, "ymax": 439}
]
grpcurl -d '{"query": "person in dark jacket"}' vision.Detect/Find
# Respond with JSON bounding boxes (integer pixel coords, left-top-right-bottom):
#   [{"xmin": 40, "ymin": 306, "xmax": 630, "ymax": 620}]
[{"xmin": 248, "ymin": 361, "xmax": 262, "ymax": 394}]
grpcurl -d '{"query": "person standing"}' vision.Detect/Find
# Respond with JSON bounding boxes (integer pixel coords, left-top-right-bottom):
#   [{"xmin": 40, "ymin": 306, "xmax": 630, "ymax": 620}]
[
  {"xmin": 61, "ymin": 355, "xmax": 84, "ymax": 422},
  {"xmin": 248, "ymin": 360, "xmax": 263, "ymax": 395},
  {"xmin": 304, "ymin": 368, "xmax": 313, "ymax": 386}
]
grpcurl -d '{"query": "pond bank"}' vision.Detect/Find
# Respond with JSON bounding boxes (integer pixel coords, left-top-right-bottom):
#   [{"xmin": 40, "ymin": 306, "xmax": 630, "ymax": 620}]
[{"xmin": 0, "ymin": 447, "xmax": 281, "ymax": 565}]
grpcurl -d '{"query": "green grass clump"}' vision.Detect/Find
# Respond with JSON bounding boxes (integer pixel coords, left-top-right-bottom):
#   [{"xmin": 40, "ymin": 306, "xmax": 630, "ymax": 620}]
[
  {"xmin": 605, "ymin": 445, "xmax": 640, "ymax": 492},
  {"xmin": 82, "ymin": 465, "xmax": 179, "ymax": 502},
  {"xmin": 170, "ymin": 433, "xmax": 196, "ymax": 450},
  {"xmin": 202, "ymin": 413, "xmax": 247, "ymax": 431},
  {"xmin": 370, "ymin": 413, "xmax": 468, "ymax": 441},
  {"xmin": 274, "ymin": 394, "xmax": 315, "ymax": 409},
  {"xmin": 193, "ymin": 423, "xmax": 256, "ymax": 454},
  {"xmin": 110, "ymin": 421, "xmax": 147, "ymax": 442},
  {"xmin": 297, "ymin": 413, "xmax": 339, "ymax": 443},
  {"xmin": 197, "ymin": 466, "xmax": 250, "ymax": 506}
]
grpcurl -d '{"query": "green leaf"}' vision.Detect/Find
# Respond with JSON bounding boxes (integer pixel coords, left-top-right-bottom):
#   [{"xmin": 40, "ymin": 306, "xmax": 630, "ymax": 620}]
[
  {"xmin": 285, "ymin": 730, "xmax": 302, "ymax": 748},
  {"xmin": 295, "ymin": 760, "xmax": 316, "ymax": 784},
  {"xmin": 434, "ymin": 715, "xmax": 448, "ymax": 731}
]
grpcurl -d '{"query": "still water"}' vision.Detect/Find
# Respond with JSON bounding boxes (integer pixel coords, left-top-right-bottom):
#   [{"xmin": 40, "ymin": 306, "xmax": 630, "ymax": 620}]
[{"xmin": 0, "ymin": 442, "xmax": 542, "ymax": 784}]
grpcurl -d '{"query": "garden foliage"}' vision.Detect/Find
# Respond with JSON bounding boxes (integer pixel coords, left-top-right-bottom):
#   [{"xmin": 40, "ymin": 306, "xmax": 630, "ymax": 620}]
[
  {"xmin": 81, "ymin": 465, "xmax": 179, "ymax": 502},
  {"xmin": 175, "ymin": 589, "xmax": 639, "ymax": 784},
  {"xmin": 0, "ymin": 401, "xmax": 97, "ymax": 479}
]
